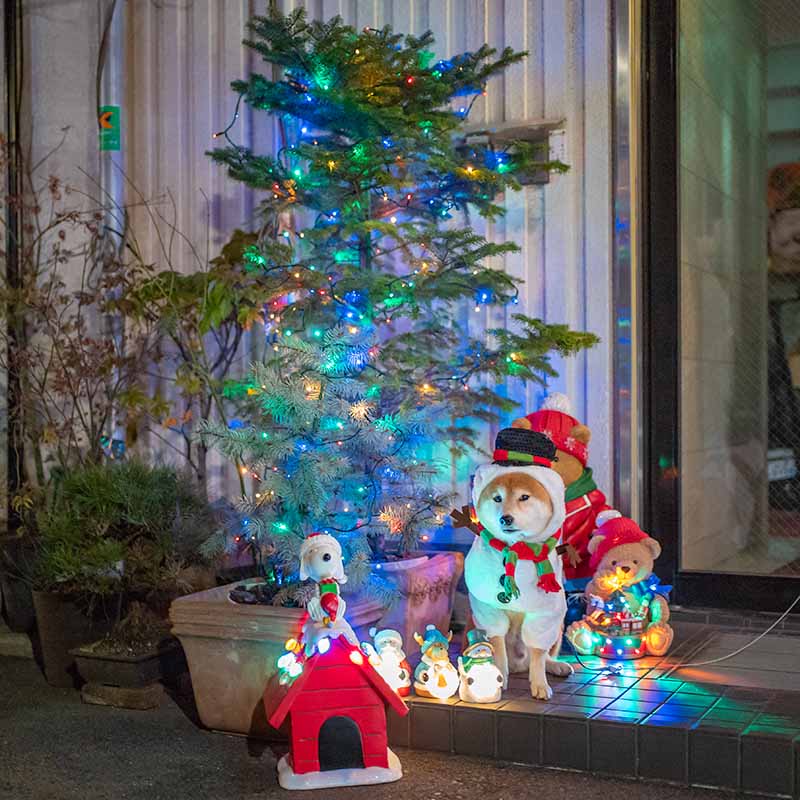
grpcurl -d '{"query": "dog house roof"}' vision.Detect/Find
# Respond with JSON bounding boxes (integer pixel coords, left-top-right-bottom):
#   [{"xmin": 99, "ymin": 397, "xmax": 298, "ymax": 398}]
[{"xmin": 268, "ymin": 636, "xmax": 408, "ymax": 729}]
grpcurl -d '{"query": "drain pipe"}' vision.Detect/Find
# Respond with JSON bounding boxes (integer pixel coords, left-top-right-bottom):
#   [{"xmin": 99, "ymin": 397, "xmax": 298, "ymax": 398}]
[{"xmin": 96, "ymin": 0, "xmax": 127, "ymax": 457}]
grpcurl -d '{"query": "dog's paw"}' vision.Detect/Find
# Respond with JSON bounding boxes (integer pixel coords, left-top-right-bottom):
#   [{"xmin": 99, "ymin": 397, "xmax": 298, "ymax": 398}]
[
  {"xmin": 545, "ymin": 658, "xmax": 574, "ymax": 677},
  {"xmin": 530, "ymin": 680, "xmax": 553, "ymax": 701}
]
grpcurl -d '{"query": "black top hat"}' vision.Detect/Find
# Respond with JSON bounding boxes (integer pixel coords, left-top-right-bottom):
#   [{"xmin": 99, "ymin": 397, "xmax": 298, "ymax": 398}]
[{"xmin": 493, "ymin": 427, "xmax": 557, "ymax": 467}]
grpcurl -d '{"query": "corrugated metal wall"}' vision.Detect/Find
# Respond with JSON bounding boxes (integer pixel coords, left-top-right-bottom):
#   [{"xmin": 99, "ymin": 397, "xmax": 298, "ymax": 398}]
[{"xmin": 22, "ymin": 0, "xmax": 614, "ymax": 503}]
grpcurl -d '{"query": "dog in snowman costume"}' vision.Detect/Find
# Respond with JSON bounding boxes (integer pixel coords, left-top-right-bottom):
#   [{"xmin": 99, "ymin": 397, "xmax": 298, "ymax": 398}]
[{"xmin": 465, "ymin": 428, "xmax": 573, "ymax": 700}]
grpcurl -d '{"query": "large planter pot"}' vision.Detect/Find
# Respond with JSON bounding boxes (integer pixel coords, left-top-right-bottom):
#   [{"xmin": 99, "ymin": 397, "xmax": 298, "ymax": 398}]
[
  {"xmin": 169, "ymin": 579, "xmax": 385, "ymax": 738},
  {"xmin": 372, "ymin": 551, "xmax": 464, "ymax": 650},
  {"xmin": 0, "ymin": 534, "xmax": 36, "ymax": 633},
  {"xmin": 31, "ymin": 591, "xmax": 116, "ymax": 688}
]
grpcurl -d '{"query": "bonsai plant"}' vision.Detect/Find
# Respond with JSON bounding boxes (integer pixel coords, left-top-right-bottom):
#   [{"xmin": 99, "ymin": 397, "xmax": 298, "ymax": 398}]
[
  {"xmin": 202, "ymin": 7, "xmax": 596, "ymax": 603},
  {"xmin": 29, "ymin": 460, "xmax": 222, "ymax": 689}
]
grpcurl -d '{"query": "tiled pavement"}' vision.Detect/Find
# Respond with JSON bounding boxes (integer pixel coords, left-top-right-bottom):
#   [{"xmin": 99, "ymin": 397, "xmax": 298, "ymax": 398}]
[{"xmin": 392, "ymin": 622, "xmax": 800, "ymax": 797}]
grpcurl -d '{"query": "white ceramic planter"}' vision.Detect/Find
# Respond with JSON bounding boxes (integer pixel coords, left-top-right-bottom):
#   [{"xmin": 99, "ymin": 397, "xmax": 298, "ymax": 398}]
[
  {"xmin": 372, "ymin": 552, "xmax": 464, "ymax": 648},
  {"xmin": 169, "ymin": 580, "xmax": 384, "ymax": 738}
]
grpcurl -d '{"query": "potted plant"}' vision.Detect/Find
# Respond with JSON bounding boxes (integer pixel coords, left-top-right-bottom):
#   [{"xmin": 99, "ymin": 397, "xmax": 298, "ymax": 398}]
[
  {"xmin": 70, "ymin": 602, "xmax": 187, "ymax": 709},
  {"xmin": 0, "ymin": 515, "xmax": 37, "ymax": 633},
  {"xmin": 169, "ymin": 6, "xmax": 596, "ymax": 736},
  {"xmin": 30, "ymin": 460, "xmax": 221, "ymax": 689}
]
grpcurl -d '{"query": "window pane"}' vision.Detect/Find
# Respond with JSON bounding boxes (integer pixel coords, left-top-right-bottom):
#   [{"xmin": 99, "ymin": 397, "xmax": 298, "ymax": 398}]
[{"xmin": 680, "ymin": 0, "xmax": 800, "ymax": 575}]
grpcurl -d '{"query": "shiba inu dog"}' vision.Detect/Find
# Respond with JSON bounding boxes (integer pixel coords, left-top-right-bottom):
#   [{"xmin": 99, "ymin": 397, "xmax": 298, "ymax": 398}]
[{"xmin": 464, "ymin": 428, "xmax": 572, "ymax": 700}]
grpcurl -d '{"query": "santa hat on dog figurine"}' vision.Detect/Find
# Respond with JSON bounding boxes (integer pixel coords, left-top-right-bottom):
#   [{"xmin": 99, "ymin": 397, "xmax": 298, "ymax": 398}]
[{"xmin": 299, "ymin": 533, "xmax": 359, "ymax": 655}]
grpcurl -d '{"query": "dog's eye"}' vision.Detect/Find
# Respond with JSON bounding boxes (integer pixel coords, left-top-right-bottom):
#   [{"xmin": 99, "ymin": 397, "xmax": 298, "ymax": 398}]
[
  {"xmin": 493, "ymin": 495, "xmax": 502, "ymax": 503},
  {"xmin": 633, "ymin": 560, "xmax": 638, "ymax": 565},
  {"xmin": 323, "ymin": 553, "xmax": 332, "ymax": 562},
  {"xmin": 519, "ymin": 494, "xmax": 530, "ymax": 501},
  {"xmin": 611, "ymin": 560, "xmax": 618, "ymax": 566}
]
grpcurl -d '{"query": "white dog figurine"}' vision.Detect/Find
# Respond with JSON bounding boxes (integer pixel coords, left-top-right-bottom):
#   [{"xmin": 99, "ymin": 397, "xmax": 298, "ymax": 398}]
[
  {"xmin": 464, "ymin": 428, "xmax": 573, "ymax": 700},
  {"xmin": 299, "ymin": 533, "xmax": 359, "ymax": 655}
]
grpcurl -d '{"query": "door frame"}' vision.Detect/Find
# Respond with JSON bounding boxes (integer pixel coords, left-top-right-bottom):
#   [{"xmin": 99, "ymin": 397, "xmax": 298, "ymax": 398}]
[{"xmin": 639, "ymin": 0, "xmax": 800, "ymax": 611}]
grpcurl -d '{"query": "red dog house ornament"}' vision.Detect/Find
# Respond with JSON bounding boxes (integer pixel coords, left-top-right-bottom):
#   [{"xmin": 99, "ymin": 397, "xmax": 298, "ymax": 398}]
[{"xmin": 267, "ymin": 636, "xmax": 408, "ymax": 790}]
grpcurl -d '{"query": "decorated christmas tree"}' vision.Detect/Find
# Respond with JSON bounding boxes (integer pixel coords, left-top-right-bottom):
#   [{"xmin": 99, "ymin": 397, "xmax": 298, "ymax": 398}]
[{"xmin": 205, "ymin": 5, "xmax": 598, "ymax": 603}]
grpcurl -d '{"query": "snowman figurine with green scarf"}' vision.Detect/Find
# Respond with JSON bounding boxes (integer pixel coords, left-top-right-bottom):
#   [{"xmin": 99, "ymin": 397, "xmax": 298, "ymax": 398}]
[{"xmin": 458, "ymin": 629, "xmax": 504, "ymax": 703}]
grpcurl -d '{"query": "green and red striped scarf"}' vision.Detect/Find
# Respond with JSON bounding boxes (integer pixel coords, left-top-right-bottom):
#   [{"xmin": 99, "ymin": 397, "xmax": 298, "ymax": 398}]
[{"xmin": 480, "ymin": 528, "xmax": 563, "ymax": 598}]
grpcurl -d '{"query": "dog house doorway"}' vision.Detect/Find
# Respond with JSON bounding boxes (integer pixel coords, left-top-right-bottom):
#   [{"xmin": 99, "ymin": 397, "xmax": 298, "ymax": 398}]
[{"xmin": 318, "ymin": 716, "xmax": 364, "ymax": 771}]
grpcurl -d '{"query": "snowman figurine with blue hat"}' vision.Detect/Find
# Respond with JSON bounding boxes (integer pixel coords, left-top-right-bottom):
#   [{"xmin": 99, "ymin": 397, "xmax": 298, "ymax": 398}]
[
  {"xmin": 458, "ymin": 629, "xmax": 504, "ymax": 703},
  {"xmin": 413, "ymin": 624, "xmax": 460, "ymax": 700}
]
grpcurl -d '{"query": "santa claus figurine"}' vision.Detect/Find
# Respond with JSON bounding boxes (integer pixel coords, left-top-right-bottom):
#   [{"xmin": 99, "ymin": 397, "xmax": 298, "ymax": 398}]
[{"xmin": 512, "ymin": 393, "xmax": 620, "ymax": 583}]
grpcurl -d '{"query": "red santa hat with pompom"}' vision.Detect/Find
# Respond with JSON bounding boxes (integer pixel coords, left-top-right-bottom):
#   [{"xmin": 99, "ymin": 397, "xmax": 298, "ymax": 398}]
[
  {"xmin": 588, "ymin": 513, "xmax": 649, "ymax": 571},
  {"xmin": 516, "ymin": 393, "xmax": 589, "ymax": 467}
]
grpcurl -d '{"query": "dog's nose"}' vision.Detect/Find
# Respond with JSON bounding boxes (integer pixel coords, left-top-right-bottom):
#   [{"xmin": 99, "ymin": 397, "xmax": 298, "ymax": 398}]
[
  {"xmin": 620, "ymin": 565, "xmax": 631, "ymax": 573},
  {"xmin": 500, "ymin": 514, "xmax": 514, "ymax": 526}
]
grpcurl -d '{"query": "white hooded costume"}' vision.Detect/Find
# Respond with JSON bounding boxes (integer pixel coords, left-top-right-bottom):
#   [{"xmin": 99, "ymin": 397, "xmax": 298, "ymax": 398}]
[{"xmin": 464, "ymin": 462, "xmax": 567, "ymax": 652}]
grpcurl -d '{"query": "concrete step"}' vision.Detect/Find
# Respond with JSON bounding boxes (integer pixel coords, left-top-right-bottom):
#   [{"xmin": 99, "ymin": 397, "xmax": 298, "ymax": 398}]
[{"xmin": 0, "ymin": 619, "xmax": 34, "ymax": 659}]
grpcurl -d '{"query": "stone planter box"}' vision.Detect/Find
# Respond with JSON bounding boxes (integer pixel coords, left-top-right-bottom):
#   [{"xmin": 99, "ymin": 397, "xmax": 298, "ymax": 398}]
[
  {"xmin": 169, "ymin": 579, "xmax": 385, "ymax": 738},
  {"xmin": 372, "ymin": 552, "xmax": 464, "ymax": 647},
  {"xmin": 71, "ymin": 639, "xmax": 186, "ymax": 688}
]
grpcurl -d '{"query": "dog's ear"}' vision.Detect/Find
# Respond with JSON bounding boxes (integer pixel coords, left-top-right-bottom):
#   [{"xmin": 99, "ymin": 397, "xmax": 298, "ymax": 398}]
[
  {"xmin": 413, "ymin": 632, "xmax": 424, "ymax": 646},
  {"xmin": 511, "ymin": 415, "xmax": 532, "ymax": 429},
  {"xmin": 570, "ymin": 423, "xmax": 591, "ymax": 445},
  {"xmin": 643, "ymin": 537, "xmax": 662, "ymax": 560}
]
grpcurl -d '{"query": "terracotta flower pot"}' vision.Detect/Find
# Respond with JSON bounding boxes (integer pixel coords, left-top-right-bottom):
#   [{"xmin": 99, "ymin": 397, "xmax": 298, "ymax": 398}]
[
  {"xmin": 372, "ymin": 551, "xmax": 464, "ymax": 650},
  {"xmin": 31, "ymin": 590, "xmax": 116, "ymax": 688},
  {"xmin": 169, "ymin": 579, "xmax": 384, "ymax": 738}
]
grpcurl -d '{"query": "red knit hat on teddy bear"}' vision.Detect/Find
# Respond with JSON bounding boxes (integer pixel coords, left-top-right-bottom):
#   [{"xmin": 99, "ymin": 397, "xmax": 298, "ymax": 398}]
[
  {"xmin": 521, "ymin": 393, "xmax": 588, "ymax": 467},
  {"xmin": 589, "ymin": 516, "xmax": 649, "ymax": 571}
]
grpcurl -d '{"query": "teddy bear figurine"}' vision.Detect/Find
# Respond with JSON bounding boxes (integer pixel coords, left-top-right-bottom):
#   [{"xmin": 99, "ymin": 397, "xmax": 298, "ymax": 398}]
[
  {"xmin": 512, "ymin": 393, "xmax": 619, "ymax": 584},
  {"xmin": 566, "ymin": 517, "xmax": 674, "ymax": 659}
]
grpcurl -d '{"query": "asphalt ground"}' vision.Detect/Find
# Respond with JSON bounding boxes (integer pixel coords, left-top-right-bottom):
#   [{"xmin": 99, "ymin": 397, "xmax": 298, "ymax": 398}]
[{"xmin": 0, "ymin": 656, "xmax": 731, "ymax": 800}]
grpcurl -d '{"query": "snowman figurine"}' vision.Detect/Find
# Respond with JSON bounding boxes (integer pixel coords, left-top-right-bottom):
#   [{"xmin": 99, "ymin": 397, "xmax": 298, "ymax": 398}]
[
  {"xmin": 457, "ymin": 629, "xmax": 504, "ymax": 703},
  {"xmin": 368, "ymin": 628, "xmax": 412, "ymax": 696},
  {"xmin": 413, "ymin": 625, "xmax": 460, "ymax": 700},
  {"xmin": 299, "ymin": 533, "xmax": 359, "ymax": 655}
]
